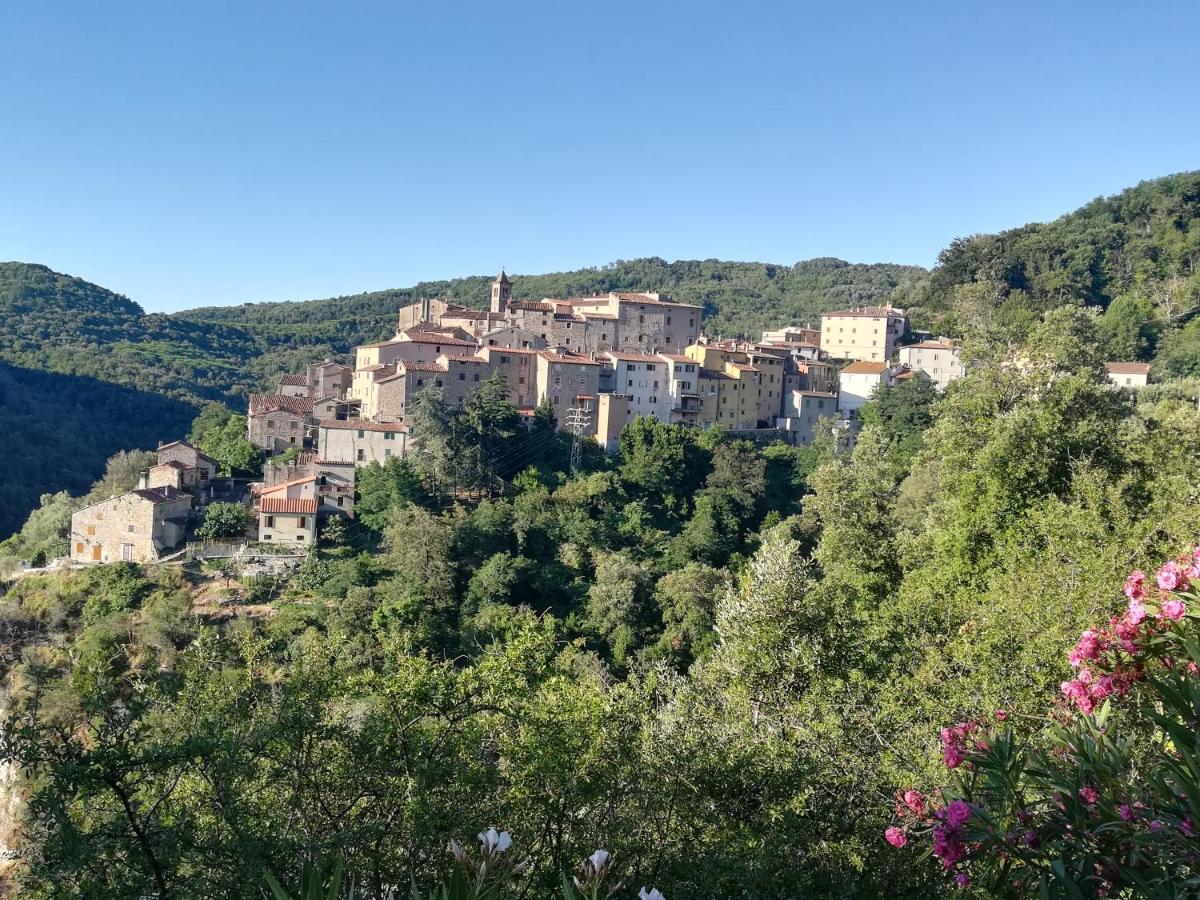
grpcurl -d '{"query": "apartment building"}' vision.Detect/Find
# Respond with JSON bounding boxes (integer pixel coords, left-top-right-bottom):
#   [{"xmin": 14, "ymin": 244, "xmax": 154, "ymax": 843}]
[
  {"xmin": 897, "ymin": 340, "xmax": 966, "ymax": 390},
  {"xmin": 819, "ymin": 306, "xmax": 908, "ymax": 362}
]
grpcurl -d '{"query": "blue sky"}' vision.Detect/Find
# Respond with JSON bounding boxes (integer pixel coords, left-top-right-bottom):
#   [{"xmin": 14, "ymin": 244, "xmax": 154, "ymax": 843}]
[{"xmin": 1, "ymin": 1, "xmax": 1197, "ymax": 312}]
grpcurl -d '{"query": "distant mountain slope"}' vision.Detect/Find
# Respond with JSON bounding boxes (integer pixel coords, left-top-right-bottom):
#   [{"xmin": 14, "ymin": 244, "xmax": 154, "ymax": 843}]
[
  {"xmin": 0, "ymin": 361, "xmax": 196, "ymax": 538},
  {"xmin": 177, "ymin": 257, "xmax": 930, "ymax": 339}
]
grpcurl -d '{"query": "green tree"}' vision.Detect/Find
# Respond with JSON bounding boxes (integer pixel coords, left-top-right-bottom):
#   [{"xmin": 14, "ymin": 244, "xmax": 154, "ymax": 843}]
[{"xmin": 195, "ymin": 501, "xmax": 253, "ymax": 539}]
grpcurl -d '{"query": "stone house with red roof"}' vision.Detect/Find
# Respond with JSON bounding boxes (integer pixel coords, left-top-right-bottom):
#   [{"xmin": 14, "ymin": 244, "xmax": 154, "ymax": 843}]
[{"xmin": 70, "ymin": 486, "xmax": 193, "ymax": 564}]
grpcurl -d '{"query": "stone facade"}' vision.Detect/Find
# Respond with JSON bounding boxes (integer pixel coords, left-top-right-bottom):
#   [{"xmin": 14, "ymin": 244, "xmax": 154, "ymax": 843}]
[
  {"xmin": 247, "ymin": 395, "xmax": 315, "ymax": 451},
  {"xmin": 70, "ymin": 487, "xmax": 192, "ymax": 564},
  {"xmin": 156, "ymin": 441, "xmax": 217, "ymax": 485}
]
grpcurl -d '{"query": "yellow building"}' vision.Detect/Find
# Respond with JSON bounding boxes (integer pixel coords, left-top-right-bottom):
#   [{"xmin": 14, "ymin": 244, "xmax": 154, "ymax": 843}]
[{"xmin": 819, "ymin": 306, "xmax": 908, "ymax": 362}]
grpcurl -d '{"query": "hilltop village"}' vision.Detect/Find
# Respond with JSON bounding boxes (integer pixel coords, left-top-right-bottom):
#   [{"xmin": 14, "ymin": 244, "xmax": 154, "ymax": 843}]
[{"xmin": 67, "ymin": 273, "xmax": 1151, "ymax": 566}]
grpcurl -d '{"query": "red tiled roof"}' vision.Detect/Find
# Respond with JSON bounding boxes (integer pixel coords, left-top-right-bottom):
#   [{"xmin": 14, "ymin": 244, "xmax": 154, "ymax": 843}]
[
  {"xmin": 483, "ymin": 346, "xmax": 539, "ymax": 354},
  {"xmin": 314, "ymin": 458, "xmax": 356, "ymax": 467},
  {"xmin": 508, "ymin": 301, "xmax": 555, "ymax": 312},
  {"xmin": 904, "ymin": 340, "xmax": 955, "ymax": 350},
  {"xmin": 318, "ymin": 419, "xmax": 408, "ymax": 432},
  {"xmin": 1104, "ymin": 362, "xmax": 1151, "ymax": 375},
  {"xmin": 729, "ymin": 363, "xmax": 761, "ymax": 373},
  {"xmin": 249, "ymin": 393, "xmax": 314, "ymax": 416},
  {"xmin": 399, "ymin": 332, "xmax": 477, "ymax": 347},
  {"xmin": 657, "ymin": 353, "xmax": 694, "ymax": 363},
  {"xmin": 260, "ymin": 497, "xmax": 318, "ymax": 515},
  {"xmin": 840, "ymin": 361, "xmax": 890, "ymax": 375},
  {"xmin": 539, "ymin": 351, "xmax": 601, "ymax": 365},
  {"xmin": 278, "ymin": 373, "xmax": 308, "ymax": 385},
  {"xmin": 823, "ymin": 306, "xmax": 906, "ymax": 318},
  {"xmin": 605, "ymin": 351, "xmax": 664, "ymax": 363},
  {"xmin": 403, "ymin": 362, "xmax": 449, "ymax": 373}
]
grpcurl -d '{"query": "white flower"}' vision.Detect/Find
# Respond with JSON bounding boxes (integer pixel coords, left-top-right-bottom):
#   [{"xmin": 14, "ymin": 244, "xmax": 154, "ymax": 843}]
[
  {"xmin": 639, "ymin": 888, "xmax": 665, "ymax": 900},
  {"xmin": 588, "ymin": 849, "xmax": 610, "ymax": 872},
  {"xmin": 448, "ymin": 839, "xmax": 466, "ymax": 863},
  {"xmin": 478, "ymin": 827, "xmax": 512, "ymax": 853}
]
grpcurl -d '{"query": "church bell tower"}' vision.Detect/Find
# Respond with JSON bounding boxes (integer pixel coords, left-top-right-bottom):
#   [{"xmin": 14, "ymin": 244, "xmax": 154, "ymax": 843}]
[{"xmin": 490, "ymin": 270, "xmax": 512, "ymax": 314}]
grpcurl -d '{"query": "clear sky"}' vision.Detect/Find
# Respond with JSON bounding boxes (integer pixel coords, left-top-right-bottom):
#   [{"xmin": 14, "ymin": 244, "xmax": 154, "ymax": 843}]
[{"xmin": 1, "ymin": 1, "xmax": 1197, "ymax": 312}]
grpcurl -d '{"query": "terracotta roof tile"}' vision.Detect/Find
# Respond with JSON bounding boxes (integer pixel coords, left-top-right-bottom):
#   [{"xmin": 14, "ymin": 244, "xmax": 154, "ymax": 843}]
[
  {"xmin": 260, "ymin": 497, "xmax": 319, "ymax": 515},
  {"xmin": 840, "ymin": 361, "xmax": 890, "ymax": 375},
  {"xmin": 249, "ymin": 393, "xmax": 315, "ymax": 416},
  {"xmin": 278, "ymin": 373, "xmax": 308, "ymax": 385},
  {"xmin": 1104, "ymin": 362, "xmax": 1151, "ymax": 375}
]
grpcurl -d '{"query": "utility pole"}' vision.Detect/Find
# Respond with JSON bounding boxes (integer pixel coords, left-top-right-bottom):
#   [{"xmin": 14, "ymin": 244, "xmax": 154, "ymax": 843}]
[{"xmin": 565, "ymin": 400, "xmax": 592, "ymax": 475}]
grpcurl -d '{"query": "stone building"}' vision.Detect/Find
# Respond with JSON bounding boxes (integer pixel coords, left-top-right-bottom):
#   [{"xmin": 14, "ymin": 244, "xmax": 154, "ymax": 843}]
[
  {"xmin": 535, "ymin": 350, "xmax": 603, "ymax": 415},
  {"xmin": 156, "ymin": 440, "xmax": 218, "ymax": 486},
  {"xmin": 819, "ymin": 306, "xmax": 908, "ymax": 362},
  {"xmin": 247, "ymin": 394, "xmax": 315, "ymax": 451},
  {"xmin": 70, "ymin": 486, "xmax": 192, "ymax": 563},
  {"xmin": 897, "ymin": 340, "xmax": 966, "ymax": 390}
]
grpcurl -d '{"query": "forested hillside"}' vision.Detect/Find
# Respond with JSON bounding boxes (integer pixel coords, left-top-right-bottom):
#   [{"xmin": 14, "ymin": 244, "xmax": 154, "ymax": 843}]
[
  {"xmin": 2, "ymin": 309, "xmax": 1199, "ymax": 897},
  {"xmin": 910, "ymin": 171, "xmax": 1200, "ymax": 374},
  {"xmin": 178, "ymin": 257, "xmax": 928, "ymax": 339}
]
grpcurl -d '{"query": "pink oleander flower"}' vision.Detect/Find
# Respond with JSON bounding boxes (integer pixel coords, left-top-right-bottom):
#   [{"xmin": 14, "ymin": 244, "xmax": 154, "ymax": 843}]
[
  {"xmin": 1156, "ymin": 561, "xmax": 1187, "ymax": 592},
  {"xmin": 1128, "ymin": 598, "xmax": 1147, "ymax": 625},
  {"xmin": 902, "ymin": 789, "xmax": 926, "ymax": 817},
  {"xmin": 1024, "ymin": 829, "xmax": 1039, "ymax": 847},
  {"xmin": 955, "ymin": 872, "xmax": 971, "ymax": 888},
  {"xmin": 1149, "ymin": 820, "xmax": 1164, "ymax": 832},
  {"xmin": 1079, "ymin": 786, "xmax": 1099, "ymax": 805},
  {"xmin": 1161, "ymin": 598, "xmax": 1186, "ymax": 620},
  {"xmin": 945, "ymin": 799, "xmax": 972, "ymax": 828},
  {"xmin": 1181, "ymin": 817, "xmax": 1196, "ymax": 837},
  {"xmin": 1091, "ymin": 675, "xmax": 1115, "ymax": 700},
  {"xmin": 885, "ymin": 826, "xmax": 907, "ymax": 848},
  {"xmin": 1125, "ymin": 570, "xmax": 1147, "ymax": 600},
  {"xmin": 994, "ymin": 708, "xmax": 1008, "ymax": 721},
  {"xmin": 1069, "ymin": 630, "xmax": 1101, "ymax": 666},
  {"xmin": 1118, "ymin": 804, "xmax": 1135, "ymax": 821}
]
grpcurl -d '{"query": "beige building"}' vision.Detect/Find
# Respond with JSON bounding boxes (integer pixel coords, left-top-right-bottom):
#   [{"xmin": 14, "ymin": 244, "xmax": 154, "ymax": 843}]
[
  {"xmin": 762, "ymin": 324, "xmax": 820, "ymax": 346},
  {"xmin": 594, "ymin": 393, "xmax": 634, "ymax": 453},
  {"xmin": 318, "ymin": 419, "xmax": 408, "ymax": 464},
  {"xmin": 897, "ymin": 340, "xmax": 966, "ymax": 390},
  {"xmin": 70, "ymin": 486, "xmax": 192, "ymax": 564},
  {"xmin": 820, "ymin": 306, "xmax": 908, "ymax": 362},
  {"xmin": 1104, "ymin": 362, "xmax": 1151, "ymax": 389},
  {"xmin": 257, "ymin": 477, "xmax": 319, "ymax": 545}
]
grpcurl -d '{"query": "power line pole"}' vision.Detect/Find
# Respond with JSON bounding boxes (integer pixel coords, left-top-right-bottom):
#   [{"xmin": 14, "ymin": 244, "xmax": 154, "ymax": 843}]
[{"xmin": 565, "ymin": 400, "xmax": 592, "ymax": 475}]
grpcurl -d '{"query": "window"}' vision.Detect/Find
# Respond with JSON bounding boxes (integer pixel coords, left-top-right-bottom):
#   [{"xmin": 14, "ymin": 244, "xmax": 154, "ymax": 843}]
[
  {"xmin": 337, "ymin": 496, "xmax": 344, "ymax": 507},
  {"xmin": 518, "ymin": 376, "xmax": 526, "ymax": 384},
  {"xmin": 458, "ymin": 373, "xmax": 465, "ymax": 381},
  {"xmin": 565, "ymin": 338, "xmax": 571, "ymax": 345},
  {"xmin": 75, "ymin": 542, "xmax": 83, "ymax": 554},
  {"xmin": 298, "ymin": 517, "xmax": 307, "ymax": 528},
  {"xmin": 384, "ymin": 431, "xmax": 395, "ymax": 440},
  {"xmin": 473, "ymin": 373, "xmax": 480, "ymax": 382},
  {"xmin": 265, "ymin": 515, "xmax": 275, "ymax": 528},
  {"xmin": 435, "ymin": 346, "xmax": 441, "ymax": 353},
  {"xmin": 666, "ymin": 335, "xmax": 672, "ymax": 344},
  {"xmin": 384, "ymin": 449, "xmax": 392, "ymax": 458},
  {"xmin": 650, "ymin": 396, "xmax": 658, "ymax": 404},
  {"xmin": 263, "ymin": 533, "xmax": 273, "ymax": 540},
  {"xmin": 358, "ymin": 429, "xmax": 365, "ymax": 438},
  {"xmin": 666, "ymin": 316, "xmax": 672, "ymax": 325},
  {"xmin": 289, "ymin": 436, "xmax": 296, "ymax": 444},
  {"xmin": 601, "ymin": 333, "xmax": 607, "ymax": 341},
  {"xmin": 121, "ymin": 544, "xmax": 134, "ymax": 561},
  {"xmin": 357, "ymin": 449, "xmax": 365, "ymax": 462},
  {"xmin": 267, "ymin": 419, "xmax": 276, "ymax": 429},
  {"xmin": 689, "ymin": 318, "xmax": 694, "ymax": 327},
  {"xmin": 296, "ymin": 534, "xmax": 305, "ymax": 541},
  {"xmin": 416, "ymin": 378, "xmax": 424, "ymax": 387},
  {"xmin": 639, "ymin": 314, "xmax": 645, "ymax": 323},
  {"xmin": 500, "ymin": 355, "xmax": 510, "ymax": 364},
  {"xmin": 646, "ymin": 364, "xmax": 656, "ymax": 371},
  {"xmin": 628, "ymin": 379, "xmax": 634, "ymax": 388},
  {"xmin": 488, "ymin": 339, "xmax": 496, "ymax": 345},
  {"xmin": 435, "ymin": 379, "xmax": 443, "ymax": 387}
]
